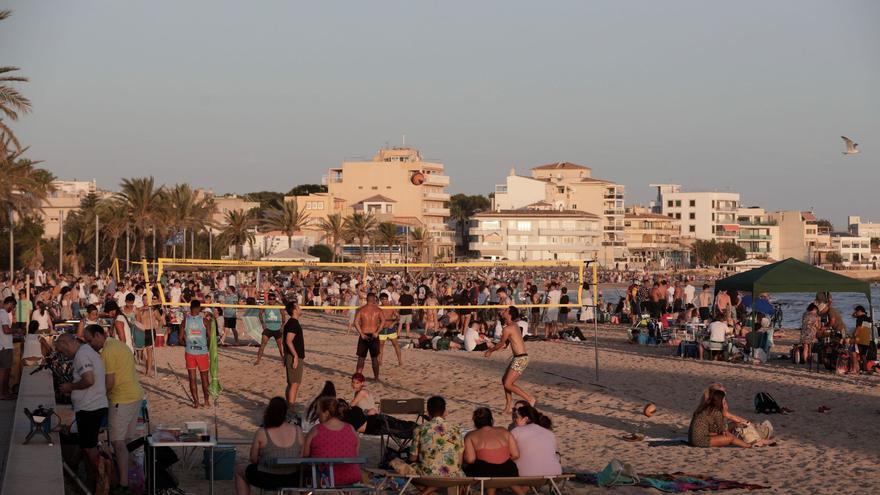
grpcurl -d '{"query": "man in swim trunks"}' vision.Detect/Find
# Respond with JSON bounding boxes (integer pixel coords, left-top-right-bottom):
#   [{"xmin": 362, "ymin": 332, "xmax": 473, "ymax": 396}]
[
  {"xmin": 378, "ymin": 293, "xmax": 403, "ymax": 367},
  {"xmin": 484, "ymin": 306, "xmax": 536, "ymax": 413},
  {"xmin": 354, "ymin": 293, "xmax": 385, "ymax": 380}
]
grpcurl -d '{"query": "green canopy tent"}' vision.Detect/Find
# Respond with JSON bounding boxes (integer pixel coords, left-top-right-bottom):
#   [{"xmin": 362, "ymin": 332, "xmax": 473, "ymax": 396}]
[{"xmin": 714, "ymin": 257, "xmax": 873, "ymax": 318}]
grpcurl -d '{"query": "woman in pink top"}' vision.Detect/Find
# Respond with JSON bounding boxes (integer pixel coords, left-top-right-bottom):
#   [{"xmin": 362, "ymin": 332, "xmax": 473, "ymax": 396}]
[
  {"xmin": 302, "ymin": 397, "xmax": 361, "ymax": 487},
  {"xmin": 463, "ymin": 407, "xmax": 526, "ymax": 495},
  {"xmin": 510, "ymin": 405, "xmax": 562, "ymax": 477}
]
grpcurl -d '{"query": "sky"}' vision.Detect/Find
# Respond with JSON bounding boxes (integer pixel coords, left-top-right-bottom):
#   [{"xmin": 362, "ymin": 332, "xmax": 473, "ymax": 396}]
[{"xmin": 2, "ymin": 0, "xmax": 878, "ymax": 227}]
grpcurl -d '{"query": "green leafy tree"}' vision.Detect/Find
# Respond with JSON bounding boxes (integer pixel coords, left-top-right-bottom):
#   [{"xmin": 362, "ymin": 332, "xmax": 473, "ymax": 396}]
[
  {"xmin": 0, "ymin": 10, "xmax": 31, "ymax": 152},
  {"xmin": 344, "ymin": 213, "xmax": 378, "ymax": 261},
  {"xmin": 692, "ymin": 239, "xmax": 720, "ymax": 266},
  {"xmin": 718, "ymin": 242, "xmax": 747, "ymax": 262},
  {"xmin": 219, "ymin": 209, "xmax": 256, "ymax": 259},
  {"xmin": 317, "ymin": 213, "xmax": 347, "ymax": 262},
  {"xmin": 408, "ymin": 226, "xmax": 428, "ymax": 263},
  {"xmin": 826, "ymin": 252, "xmax": 843, "ymax": 267},
  {"xmin": 375, "ymin": 222, "xmax": 401, "ymax": 262},
  {"xmin": 287, "ymin": 184, "xmax": 327, "ymax": 196},
  {"xmin": 243, "ymin": 191, "xmax": 283, "ymax": 209},
  {"xmin": 450, "ymin": 194, "xmax": 491, "ymax": 252},
  {"xmin": 308, "ymin": 244, "xmax": 333, "ymax": 262},
  {"xmin": 261, "ymin": 199, "xmax": 310, "ymax": 249},
  {"xmin": 117, "ymin": 177, "xmax": 164, "ymax": 260}
]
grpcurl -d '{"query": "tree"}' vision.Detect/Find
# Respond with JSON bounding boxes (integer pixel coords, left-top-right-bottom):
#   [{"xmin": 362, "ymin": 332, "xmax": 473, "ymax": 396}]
[
  {"xmin": 344, "ymin": 213, "xmax": 377, "ymax": 261},
  {"xmin": 718, "ymin": 242, "xmax": 746, "ymax": 262},
  {"xmin": 691, "ymin": 239, "xmax": 720, "ymax": 266},
  {"xmin": 0, "ymin": 154, "xmax": 54, "ymax": 223},
  {"xmin": 816, "ymin": 218, "xmax": 833, "ymax": 233},
  {"xmin": 261, "ymin": 199, "xmax": 310, "ymax": 249},
  {"xmin": 826, "ymin": 252, "xmax": 843, "ymax": 267},
  {"xmin": 449, "ymin": 194, "xmax": 491, "ymax": 252},
  {"xmin": 0, "ymin": 10, "xmax": 31, "ymax": 152},
  {"xmin": 162, "ymin": 183, "xmax": 215, "ymax": 257},
  {"xmin": 244, "ymin": 191, "xmax": 283, "ymax": 210},
  {"xmin": 408, "ymin": 226, "xmax": 428, "ymax": 263},
  {"xmin": 308, "ymin": 244, "xmax": 333, "ymax": 263},
  {"xmin": 98, "ymin": 198, "xmax": 128, "ymax": 265},
  {"xmin": 219, "ymin": 209, "xmax": 255, "ymax": 259},
  {"xmin": 287, "ymin": 184, "xmax": 327, "ymax": 196},
  {"xmin": 117, "ymin": 177, "xmax": 164, "ymax": 260},
  {"xmin": 375, "ymin": 222, "xmax": 401, "ymax": 262},
  {"xmin": 317, "ymin": 213, "xmax": 346, "ymax": 262}
]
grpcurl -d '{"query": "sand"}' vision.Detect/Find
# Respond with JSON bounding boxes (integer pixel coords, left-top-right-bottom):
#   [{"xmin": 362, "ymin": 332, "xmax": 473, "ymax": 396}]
[{"xmin": 141, "ymin": 314, "xmax": 880, "ymax": 494}]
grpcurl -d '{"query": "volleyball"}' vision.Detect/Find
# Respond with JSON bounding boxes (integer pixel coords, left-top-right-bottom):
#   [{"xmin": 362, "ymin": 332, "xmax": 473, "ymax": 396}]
[{"xmin": 643, "ymin": 403, "xmax": 657, "ymax": 417}]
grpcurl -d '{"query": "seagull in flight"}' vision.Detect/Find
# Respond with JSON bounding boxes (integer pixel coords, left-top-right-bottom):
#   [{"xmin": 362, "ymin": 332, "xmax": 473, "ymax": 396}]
[{"xmin": 841, "ymin": 136, "xmax": 859, "ymax": 155}]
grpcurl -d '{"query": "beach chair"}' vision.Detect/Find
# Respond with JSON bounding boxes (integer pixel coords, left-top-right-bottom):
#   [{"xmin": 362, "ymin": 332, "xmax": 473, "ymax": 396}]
[
  {"xmin": 269, "ymin": 456, "xmax": 375, "ymax": 494},
  {"xmin": 378, "ymin": 398, "xmax": 426, "ymax": 455},
  {"xmin": 475, "ymin": 475, "xmax": 574, "ymax": 495}
]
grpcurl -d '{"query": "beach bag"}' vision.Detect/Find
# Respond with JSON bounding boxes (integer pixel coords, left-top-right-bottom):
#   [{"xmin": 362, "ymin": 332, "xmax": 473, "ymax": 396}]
[
  {"xmin": 418, "ymin": 335, "xmax": 432, "ymax": 350},
  {"xmin": 596, "ymin": 459, "xmax": 639, "ymax": 487},
  {"xmin": 835, "ymin": 352, "xmax": 849, "ymax": 375},
  {"xmin": 754, "ymin": 392, "xmax": 781, "ymax": 414},
  {"xmin": 436, "ymin": 337, "xmax": 451, "ymax": 351},
  {"xmin": 735, "ymin": 420, "xmax": 773, "ymax": 445}
]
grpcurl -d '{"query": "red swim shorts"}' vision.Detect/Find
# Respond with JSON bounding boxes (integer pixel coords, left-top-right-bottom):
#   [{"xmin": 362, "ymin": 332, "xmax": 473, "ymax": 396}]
[{"xmin": 185, "ymin": 353, "xmax": 209, "ymax": 372}]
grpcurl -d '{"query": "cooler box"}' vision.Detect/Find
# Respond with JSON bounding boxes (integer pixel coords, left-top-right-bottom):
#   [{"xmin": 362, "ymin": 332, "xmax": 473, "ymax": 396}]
[
  {"xmin": 203, "ymin": 445, "xmax": 236, "ymax": 480},
  {"xmin": 155, "ymin": 333, "xmax": 165, "ymax": 347}
]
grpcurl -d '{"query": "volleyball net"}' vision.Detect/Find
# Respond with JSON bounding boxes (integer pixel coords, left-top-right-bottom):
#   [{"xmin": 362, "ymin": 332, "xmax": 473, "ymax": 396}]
[{"xmin": 149, "ymin": 257, "xmax": 598, "ymax": 311}]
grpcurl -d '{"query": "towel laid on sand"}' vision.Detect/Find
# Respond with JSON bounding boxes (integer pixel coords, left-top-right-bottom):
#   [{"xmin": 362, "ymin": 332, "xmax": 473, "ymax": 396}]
[{"xmin": 576, "ymin": 471, "xmax": 769, "ymax": 492}]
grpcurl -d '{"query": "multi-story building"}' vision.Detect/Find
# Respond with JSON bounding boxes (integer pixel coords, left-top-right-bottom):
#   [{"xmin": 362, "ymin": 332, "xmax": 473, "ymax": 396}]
[
  {"xmin": 40, "ymin": 180, "xmax": 99, "ymax": 239},
  {"xmin": 770, "ymin": 211, "xmax": 833, "ymax": 264},
  {"xmin": 831, "ymin": 234, "xmax": 872, "ymax": 265},
  {"xmin": 210, "ymin": 193, "xmax": 260, "ymax": 227},
  {"xmin": 650, "ymin": 184, "xmax": 740, "ymax": 241},
  {"xmin": 468, "ymin": 204, "xmax": 601, "ymax": 261},
  {"xmin": 623, "ymin": 207, "xmax": 689, "ymax": 268},
  {"xmin": 735, "ymin": 207, "xmax": 780, "ymax": 260},
  {"xmin": 291, "ymin": 146, "xmax": 454, "ymax": 260},
  {"xmin": 492, "ymin": 162, "xmax": 625, "ymax": 264},
  {"xmin": 847, "ymin": 216, "xmax": 880, "ymax": 239}
]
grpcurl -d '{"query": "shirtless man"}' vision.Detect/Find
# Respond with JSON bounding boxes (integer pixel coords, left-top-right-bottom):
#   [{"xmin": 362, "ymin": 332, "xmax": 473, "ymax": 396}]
[
  {"xmin": 484, "ymin": 306, "xmax": 536, "ymax": 413},
  {"xmin": 649, "ymin": 282, "xmax": 663, "ymax": 318},
  {"xmin": 378, "ymin": 293, "xmax": 403, "ymax": 367},
  {"xmin": 353, "ymin": 293, "xmax": 385, "ymax": 380}
]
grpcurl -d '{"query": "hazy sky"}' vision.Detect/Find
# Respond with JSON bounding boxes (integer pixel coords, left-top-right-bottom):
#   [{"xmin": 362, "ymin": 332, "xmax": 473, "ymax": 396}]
[{"xmin": 3, "ymin": 1, "xmax": 878, "ymax": 226}]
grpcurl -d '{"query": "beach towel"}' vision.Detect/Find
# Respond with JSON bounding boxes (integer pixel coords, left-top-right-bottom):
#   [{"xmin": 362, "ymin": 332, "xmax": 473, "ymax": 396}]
[
  {"xmin": 240, "ymin": 314, "xmax": 273, "ymax": 346},
  {"xmin": 577, "ymin": 471, "xmax": 769, "ymax": 492}
]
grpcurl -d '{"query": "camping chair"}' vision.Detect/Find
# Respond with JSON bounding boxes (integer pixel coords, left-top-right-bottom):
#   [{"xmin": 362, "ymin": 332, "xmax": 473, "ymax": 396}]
[{"xmin": 378, "ymin": 398, "xmax": 426, "ymax": 456}]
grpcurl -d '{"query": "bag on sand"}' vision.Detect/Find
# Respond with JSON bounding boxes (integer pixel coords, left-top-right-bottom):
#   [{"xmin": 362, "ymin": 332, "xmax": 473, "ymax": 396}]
[
  {"xmin": 597, "ymin": 459, "xmax": 639, "ymax": 487},
  {"xmin": 735, "ymin": 420, "xmax": 774, "ymax": 445},
  {"xmin": 754, "ymin": 392, "xmax": 781, "ymax": 414}
]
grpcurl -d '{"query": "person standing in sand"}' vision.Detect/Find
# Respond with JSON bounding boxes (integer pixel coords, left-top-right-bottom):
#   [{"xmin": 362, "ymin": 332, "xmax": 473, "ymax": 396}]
[
  {"xmin": 353, "ymin": 293, "xmax": 385, "ymax": 380},
  {"xmin": 485, "ymin": 306, "xmax": 535, "ymax": 413},
  {"xmin": 182, "ymin": 299, "xmax": 213, "ymax": 409}
]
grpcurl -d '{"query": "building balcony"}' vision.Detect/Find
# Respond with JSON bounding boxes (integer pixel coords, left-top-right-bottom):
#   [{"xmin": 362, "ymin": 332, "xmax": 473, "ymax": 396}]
[
  {"xmin": 604, "ymin": 209, "xmax": 625, "ymax": 216},
  {"xmin": 469, "ymin": 228, "xmax": 501, "ymax": 236},
  {"xmin": 422, "ymin": 174, "xmax": 450, "ymax": 186},
  {"xmin": 423, "ymin": 191, "xmax": 451, "ymax": 201},
  {"xmin": 495, "ymin": 185, "xmax": 508, "ymax": 194},
  {"xmin": 469, "ymin": 242, "xmax": 504, "ymax": 252},
  {"xmin": 539, "ymin": 228, "xmax": 597, "ymax": 236},
  {"xmin": 603, "ymin": 194, "xmax": 625, "ymax": 199},
  {"xmin": 739, "ymin": 233, "xmax": 772, "ymax": 240},
  {"xmin": 604, "ymin": 225, "xmax": 625, "ymax": 231},
  {"xmin": 423, "ymin": 207, "xmax": 451, "ymax": 216},
  {"xmin": 738, "ymin": 220, "xmax": 777, "ymax": 226}
]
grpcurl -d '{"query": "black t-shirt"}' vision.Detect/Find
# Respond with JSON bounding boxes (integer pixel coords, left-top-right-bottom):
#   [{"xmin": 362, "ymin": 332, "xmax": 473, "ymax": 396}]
[
  {"xmin": 399, "ymin": 294, "xmax": 415, "ymax": 315},
  {"xmin": 283, "ymin": 318, "xmax": 305, "ymax": 359},
  {"xmin": 560, "ymin": 294, "xmax": 570, "ymax": 314}
]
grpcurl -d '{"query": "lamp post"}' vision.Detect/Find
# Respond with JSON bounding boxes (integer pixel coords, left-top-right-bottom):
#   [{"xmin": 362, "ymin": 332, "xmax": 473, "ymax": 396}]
[
  {"xmin": 7, "ymin": 209, "xmax": 13, "ymax": 280},
  {"xmin": 95, "ymin": 214, "xmax": 100, "ymax": 277},
  {"xmin": 59, "ymin": 209, "xmax": 64, "ymax": 273}
]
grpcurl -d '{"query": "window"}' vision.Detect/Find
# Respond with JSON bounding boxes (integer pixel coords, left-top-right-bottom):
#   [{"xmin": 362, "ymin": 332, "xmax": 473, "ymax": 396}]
[
  {"xmin": 371, "ymin": 186, "xmax": 378, "ymax": 190},
  {"xmin": 675, "ymin": 200, "xmax": 682, "ymax": 207},
  {"xmin": 481, "ymin": 220, "xmax": 500, "ymax": 230},
  {"xmin": 689, "ymin": 225, "xmax": 696, "ymax": 233},
  {"xmin": 516, "ymin": 221, "xmax": 532, "ymax": 231},
  {"xmin": 675, "ymin": 213, "xmax": 682, "ymax": 219},
  {"xmin": 557, "ymin": 187, "xmax": 565, "ymax": 193},
  {"xmin": 712, "ymin": 200, "xmax": 716, "ymax": 208},
  {"xmin": 668, "ymin": 213, "xmax": 674, "ymax": 218},
  {"xmin": 712, "ymin": 213, "xmax": 716, "ymax": 221},
  {"xmin": 667, "ymin": 200, "xmax": 673, "ymax": 207},
  {"xmin": 689, "ymin": 212, "xmax": 695, "ymax": 220},
  {"xmin": 386, "ymin": 205, "xmax": 393, "ymax": 213},
  {"xmin": 571, "ymin": 204, "xmax": 577, "ymax": 209},
  {"xmin": 689, "ymin": 200, "xmax": 696, "ymax": 207}
]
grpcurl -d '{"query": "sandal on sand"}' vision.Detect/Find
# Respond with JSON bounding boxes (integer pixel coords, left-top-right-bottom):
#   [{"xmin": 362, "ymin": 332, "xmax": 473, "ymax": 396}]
[
  {"xmin": 620, "ymin": 433, "xmax": 645, "ymax": 442},
  {"xmin": 817, "ymin": 406, "xmax": 831, "ymax": 413},
  {"xmin": 780, "ymin": 407, "xmax": 794, "ymax": 414}
]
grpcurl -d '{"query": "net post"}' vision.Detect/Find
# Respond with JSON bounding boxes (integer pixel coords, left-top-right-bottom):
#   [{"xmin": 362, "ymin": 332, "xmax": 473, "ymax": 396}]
[
  {"xmin": 141, "ymin": 260, "xmax": 151, "ymax": 305},
  {"xmin": 577, "ymin": 261, "xmax": 585, "ymax": 306}
]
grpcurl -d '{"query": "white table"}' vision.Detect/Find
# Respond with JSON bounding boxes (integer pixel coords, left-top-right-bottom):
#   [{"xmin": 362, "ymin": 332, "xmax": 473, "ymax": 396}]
[{"xmin": 148, "ymin": 435, "xmax": 216, "ymax": 495}]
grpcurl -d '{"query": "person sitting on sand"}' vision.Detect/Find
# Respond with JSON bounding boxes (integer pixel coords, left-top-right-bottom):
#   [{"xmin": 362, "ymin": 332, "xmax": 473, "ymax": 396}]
[
  {"xmin": 234, "ymin": 397, "xmax": 303, "ymax": 495},
  {"xmin": 303, "ymin": 397, "xmax": 362, "ymax": 487},
  {"xmin": 510, "ymin": 404, "xmax": 562, "ymax": 477},
  {"xmin": 700, "ymin": 383, "xmax": 749, "ymax": 425},
  {"xmin": 689, "ymin": 389, "xmax": 750, "ymax": 449},
  {"xmin": 344, "ymin": 372, "xmax": 385, "ymax": 434},
  {"xmin": 406, "ymin": 396, "xmax": 464, "ymax": 491},
  {"xmin": 464, "ymin": 407, "xmax": 526, "ymax": 495},
  {"xmin": 305, "ymin": 380, "xmax": 336, "ymax": 431}
]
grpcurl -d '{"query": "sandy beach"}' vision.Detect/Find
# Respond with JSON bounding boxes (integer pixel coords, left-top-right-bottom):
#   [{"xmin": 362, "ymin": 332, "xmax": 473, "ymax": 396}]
[{"xmin": 141, "ymin": 313, "xmax": 880, "ymax": 494}]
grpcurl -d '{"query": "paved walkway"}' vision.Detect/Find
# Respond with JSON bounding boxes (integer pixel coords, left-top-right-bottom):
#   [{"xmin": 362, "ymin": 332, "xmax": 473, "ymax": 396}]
[{"xmin": 0, "ymin": 398, "xmax": 14, "ymax": 494}]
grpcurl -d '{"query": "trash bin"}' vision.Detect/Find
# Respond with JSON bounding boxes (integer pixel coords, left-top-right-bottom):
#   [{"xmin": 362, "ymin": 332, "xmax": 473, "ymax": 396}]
[{"xmin": 203, "ymin": 444, "xmax": 236, "ymax": 480}]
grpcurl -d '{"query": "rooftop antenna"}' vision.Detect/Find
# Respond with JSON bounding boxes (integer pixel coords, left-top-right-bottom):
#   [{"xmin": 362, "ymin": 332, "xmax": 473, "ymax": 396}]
[{"xmin": 402, "ymin": 134, "xmax": 406, "ymax": 146}]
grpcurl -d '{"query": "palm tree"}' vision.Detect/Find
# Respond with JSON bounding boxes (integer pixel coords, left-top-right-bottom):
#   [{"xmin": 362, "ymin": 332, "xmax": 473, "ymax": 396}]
[
  {"xmin": 344, "ymin": 213, "xmax": 377, "ymax": 261},
  {"xmin": 162, "ymin": 183, "xmax": 215, "ymax": 258},
  {"xmin": 376, "ymin": 222, "xmax": 401, "ymax": 262},
  {"xmin": 317, "ymin": 213, "xmax": 346, "ymax": 262},
  {"xmin": 408, "ymin": 226, "xmax": 428, "ymax": 263},
  {"xmin": 219, "ymin": 209, "xmax": 256, "ymax": 259},
  {"xmin": 0, "ymin": 152, "xmax": 54, "ymax": 228},
  {"xmin": 0, "ymin": 10, "xmax": 32, "ymax": 152},
  {"xmin": 97, "ymin": 198, "xmax": 128, "ymax": 265},
  {"xmin": 117, "ymin": 177, "xmax": 164, "ymax": 260},
  {"xmin": 262, "ymin": 199, "xmax": 310, "ymax": 249}
]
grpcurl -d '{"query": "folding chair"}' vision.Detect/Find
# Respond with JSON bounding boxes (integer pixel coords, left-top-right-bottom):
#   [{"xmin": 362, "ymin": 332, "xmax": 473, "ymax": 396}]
[{"xmin": 378, "ymin": 398, "xmax": 426, "ymax": 455}]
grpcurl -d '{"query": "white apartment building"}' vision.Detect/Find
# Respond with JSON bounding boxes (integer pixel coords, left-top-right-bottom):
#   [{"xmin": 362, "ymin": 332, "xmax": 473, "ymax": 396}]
[
  {"xmin": 468, "ymin": 206, "xmax": 601, "ymax": 261},
  {"xmin": 735, "ymin": 207, "xmax": 780, "ymax": 260},
  {"xmin": 831, "ymin": 234, "xmax": 873, "ymax": 265},
  {"xmin": 40, "ymin": 180, "xmax": 99, "ymax": 239},
  {"xmin": 848, "ymin": 216, "xmax": 880, "ymax": 239},
  {"xmin": 492, "ymin": 162, "xmax": 625, "ymax": 264},
  {"xmin": 650, "ymin": 184, "xmax": 740, "ymax": 241}
]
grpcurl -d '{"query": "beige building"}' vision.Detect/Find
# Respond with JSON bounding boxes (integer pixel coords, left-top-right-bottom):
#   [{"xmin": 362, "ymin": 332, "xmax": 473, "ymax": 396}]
[
  {"xmin": 468, "ymin": 205, "xmax": 601, "ymax": 261},
  {"xmin": 623, "ymin": 208, "xmax": 688, "ymax": 268},
  {"xmin": 492, "ymin": 162, "xmax": 625, "ymax": 264},
  {"xmin": 770, "ymin": 211, "xmax": 833, "ymax": 264},
  {"xmin": 735, "ymin": 207, "xmax": 780, "ymax": 260},
  {"xmin": 848, "ymin": 216, "xmax": 880, "ymax": 239},
  {"xmin": 211, "ymin": 194, "xmax": 260, "ymax": 227},
  {"xmin": 40, "ymin": 180, "xmax": 99, "ymax": 239},
  {"xmin": 290, "ymin": 146, "xmax": 454, "ymax": 260},
  {"xmin": 651, "ymin": 184, "xmax": 740, "ymax": 241},
  {"xmin": 831, "ymin": 234, "xmax": 873, "ymax": 265}
]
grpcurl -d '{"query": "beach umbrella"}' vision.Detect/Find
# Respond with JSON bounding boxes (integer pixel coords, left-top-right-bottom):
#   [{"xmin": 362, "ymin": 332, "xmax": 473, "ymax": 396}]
[
  {"xmin": 741, "ymin": 295, "xmax": 775, "ymax": 316},
  {"xmin": 208, "ymin": 318, "xmax": 223, "ymax": 400}
]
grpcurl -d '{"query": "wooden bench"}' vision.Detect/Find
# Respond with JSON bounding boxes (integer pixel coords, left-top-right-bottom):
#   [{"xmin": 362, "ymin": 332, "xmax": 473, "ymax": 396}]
[{"xmin": 268, "ymin": 457, "xmax": 375, "ymax": 494}]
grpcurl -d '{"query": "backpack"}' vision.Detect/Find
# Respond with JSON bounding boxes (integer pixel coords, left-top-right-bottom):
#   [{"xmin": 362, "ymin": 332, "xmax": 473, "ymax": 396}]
[
  {"xmin": 418, "ymin": 335, "xmax": 432, "ymax": 350},
  {"xmin": 754, "ymin": 392, "xmax": 781, "ymax": 414}
]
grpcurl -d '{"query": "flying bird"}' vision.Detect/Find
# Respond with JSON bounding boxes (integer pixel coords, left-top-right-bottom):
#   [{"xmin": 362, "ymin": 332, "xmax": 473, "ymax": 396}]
[{"xmin": 841, "ymin": 136, "xmax": 859, "ymax": 155}]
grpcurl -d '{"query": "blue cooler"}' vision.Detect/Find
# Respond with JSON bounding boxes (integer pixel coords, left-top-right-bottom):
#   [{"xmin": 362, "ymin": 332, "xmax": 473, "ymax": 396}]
[{"xmin": 203, "ymin": 445, "xmax": 236, "ymax": 480}]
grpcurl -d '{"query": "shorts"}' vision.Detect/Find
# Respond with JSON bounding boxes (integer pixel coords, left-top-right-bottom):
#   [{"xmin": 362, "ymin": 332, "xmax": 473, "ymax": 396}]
[
  {"xmin": 262, "ymin": 329, "xmax": 282, "ymax": 339},
  {"xmin": 284, "ymin": 354, "xmax": 304, "ymax": 384},
  {"xmin": 399, "ymin": 314, "xmax": 413, "ymax": 325},
  {"xmin": 378, "ymin": 327, "xmax": 398, "ymax": 341},
  {"xmin": 224, "ymin": 317, "xmax": 237, "ymax": 329},
  {"xmin": 698, "ymin": 307, "xmax": 710, "ymax": 321},
  {"xmin": 109, "ymin": 401, "xmax": 141, "ymax": 442},
  {"xmin": 558, "ymin": 312, "xmax": 569, "ymax": 324},
  {"xmin": 508, "ymin": 354, "xmax": 529, "ymax": 374},
  {"xmin": 0, "ymin": 348, "xmax": 12, "ymax": 369},
  {"xmin": 75, "ymin": 408, "xmax": 108, "ymax": 449},
  {"xmin": 356, "ymin": 335, "xmax": 380, "ymax": 358},
  {"xmin": 185, "ymin": 353, "xmax": 209, "ymax": 372},
  {"xmin": 245, "ymin": 464, "xmax": 300, "ymax": 490},
  {"xmin": 143, "ymin": 329, "xmax": 154, "ymax": 347}
]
